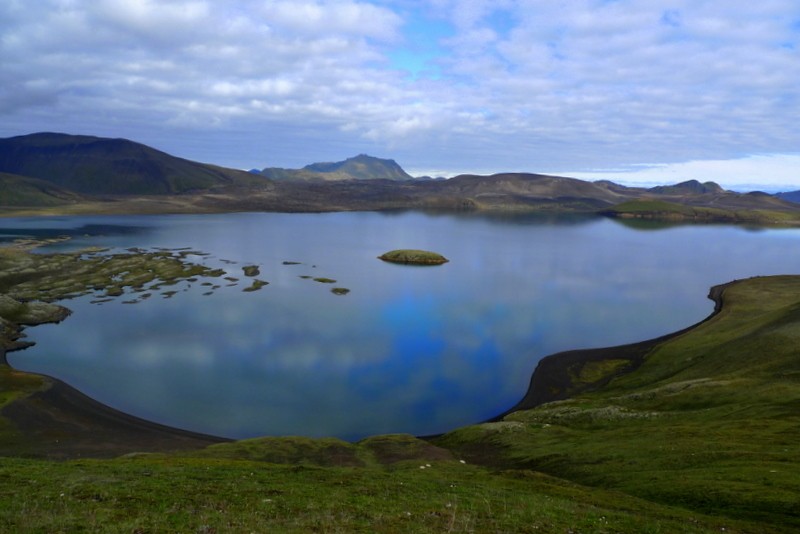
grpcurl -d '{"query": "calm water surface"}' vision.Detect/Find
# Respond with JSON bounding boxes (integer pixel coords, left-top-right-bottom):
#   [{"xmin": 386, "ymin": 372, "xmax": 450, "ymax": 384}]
[{"xmin": 6, "ymin": 211, "xmax": 800, "ymax": 439}]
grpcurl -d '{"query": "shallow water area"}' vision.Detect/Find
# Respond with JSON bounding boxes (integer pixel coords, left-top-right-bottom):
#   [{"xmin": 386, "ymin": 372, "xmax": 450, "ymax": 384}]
[{"xmin": 6, "ymin": 211, "xmax": 800, "ymax": 440}]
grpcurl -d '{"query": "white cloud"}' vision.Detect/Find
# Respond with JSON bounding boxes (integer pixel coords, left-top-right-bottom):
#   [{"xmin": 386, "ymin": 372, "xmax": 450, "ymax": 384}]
[
  {"xmin": 262, "ymin": 0, "xmax": 402, "ymax": 41},
  {"xmin": 93, "ymin": 0, "xmax": 212, "ymax": 44},
  {"xmin": 0, "ymin": 0, "xmax": 798, "ymax": 183},
  {"xmin": 565, "ymin": 154, "xmax": 800, "ymax": 192}
]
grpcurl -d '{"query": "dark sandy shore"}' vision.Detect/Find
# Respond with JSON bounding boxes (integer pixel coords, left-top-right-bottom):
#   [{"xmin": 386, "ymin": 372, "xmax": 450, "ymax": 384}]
[
  {"xmin": 497, "ymin": 281, "xmax": 730, "ymax": 417},
  {"xmin": 0, "ymin": 350, "xmax": 228, "ymax": 459},
  {"xmin": 0, "ymin": 282, "xmax": 731, "ymax": 459}
]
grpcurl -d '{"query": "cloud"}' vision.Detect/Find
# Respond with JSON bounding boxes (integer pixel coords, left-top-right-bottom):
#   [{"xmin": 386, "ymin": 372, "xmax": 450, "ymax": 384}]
[
  {"xmin": 262, "ymin": 0, "xmax": 402, "ymax": 40},
  {"xmin": 93, "ymin": 0, "xmax": 213, "ymax": 45},
  {"xmin": 0, "ymin": 0, "xmax": 798, "ymax": 184},
  {"xmin": 566, "ymin": 153, "xmax": 800, "ymax": 191}
]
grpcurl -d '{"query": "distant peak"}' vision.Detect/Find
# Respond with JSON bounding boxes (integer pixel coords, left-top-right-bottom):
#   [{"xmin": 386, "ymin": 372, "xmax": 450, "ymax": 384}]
[
  {"xmin": 297, "ymin": 154, "xmax": 412, "ymax": 181},
  {"xmin": 649, "ymin": 179, "xmax": 724, "ymax": 195}
]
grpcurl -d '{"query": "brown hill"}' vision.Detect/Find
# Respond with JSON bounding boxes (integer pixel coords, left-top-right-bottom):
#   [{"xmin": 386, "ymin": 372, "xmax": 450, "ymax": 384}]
[
  {"xmin": 434, "ymin": 173, "xmax": 638, "ymax": 209},
  {"xmin": 0, "ymin": 132, "xmax": 258, "ymax": 196}
]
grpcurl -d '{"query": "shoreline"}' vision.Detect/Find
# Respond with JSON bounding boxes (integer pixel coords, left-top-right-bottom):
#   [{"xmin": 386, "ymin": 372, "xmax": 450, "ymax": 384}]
[
  {"xmin": 1, "ymin": 349, "xmax": 228, "ymax": 459},
  {"xmin": 493, "ymin": 280, "xmax": 731, "ymax": 418},
  {"xmin": 1, "ymin": 281, "xmax": 734, "ymax": 459}
]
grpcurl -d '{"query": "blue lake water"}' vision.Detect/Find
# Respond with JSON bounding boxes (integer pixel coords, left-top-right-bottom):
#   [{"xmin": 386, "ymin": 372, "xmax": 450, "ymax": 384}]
[{"xmin": 5, "ymin": 211, "xmax": 800, "ymax": 440}]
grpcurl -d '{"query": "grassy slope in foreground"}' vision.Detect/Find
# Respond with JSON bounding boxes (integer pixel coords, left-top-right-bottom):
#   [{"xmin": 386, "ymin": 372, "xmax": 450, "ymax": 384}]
[
  {"xmin": 1, "ymin": 276, "xmax": 799, "ymax": 532},
  {"xmin": 438, "ymin": 275, "xmax": 800, "ymax": 530}
]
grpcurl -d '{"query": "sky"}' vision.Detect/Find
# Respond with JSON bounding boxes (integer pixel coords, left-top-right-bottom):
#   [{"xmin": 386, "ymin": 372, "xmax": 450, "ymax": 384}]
[{"xmin": 1, "ymin": 0, "xmax": 799, "ymax": 190}]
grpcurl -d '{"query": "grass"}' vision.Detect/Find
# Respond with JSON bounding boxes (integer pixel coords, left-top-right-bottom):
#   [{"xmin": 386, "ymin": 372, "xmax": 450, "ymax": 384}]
[
  {"xmin": 0, "ymin": 365, "xmax": 45, "ymax": 410},
  {"xmin": 568, "ymin": 358, "xmax": 632, "ymax": 386},
  {"xmin": 0, "ymin": 454, "xmax": 757, "ymax": 533}
]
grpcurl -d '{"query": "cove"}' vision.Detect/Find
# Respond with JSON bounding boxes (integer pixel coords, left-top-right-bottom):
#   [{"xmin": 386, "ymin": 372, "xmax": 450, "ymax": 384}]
[{"xmin": 6, "ymin": 211, "xmax": 800, "ymax": 440}]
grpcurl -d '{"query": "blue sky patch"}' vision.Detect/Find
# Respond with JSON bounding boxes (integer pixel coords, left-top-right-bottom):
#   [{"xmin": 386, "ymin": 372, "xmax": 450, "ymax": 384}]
[{"xmin": 387, "ymin": 10, "xmax": 453, "ymax": 78}]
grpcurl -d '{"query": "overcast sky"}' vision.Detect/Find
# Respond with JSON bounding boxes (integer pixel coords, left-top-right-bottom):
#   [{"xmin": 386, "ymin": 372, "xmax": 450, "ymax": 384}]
[{"xmin": 1, "ymin": 0, "xmax": 798, "ymax": 189}]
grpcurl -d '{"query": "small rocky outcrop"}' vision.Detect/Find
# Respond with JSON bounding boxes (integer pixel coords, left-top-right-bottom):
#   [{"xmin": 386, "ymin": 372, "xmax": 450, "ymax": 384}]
[
  {"xmin": 242, "ymin": 265, "xmax": 260, "ymax": 277},
  {"xmin": 378, "ymin": 249, "xmax": 449, "ymax": 265}
]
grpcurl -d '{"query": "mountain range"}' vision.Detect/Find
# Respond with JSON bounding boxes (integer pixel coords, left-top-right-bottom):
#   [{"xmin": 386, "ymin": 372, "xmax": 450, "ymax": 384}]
[{"xmin": 1, "ymin": 132, "xmax": 799, "ymax": 224}]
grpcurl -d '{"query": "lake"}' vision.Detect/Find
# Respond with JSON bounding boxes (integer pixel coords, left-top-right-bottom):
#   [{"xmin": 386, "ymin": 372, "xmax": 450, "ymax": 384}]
[{"xmin": 5, "ymin": 211, "xmax": 800, "ymax": 440}]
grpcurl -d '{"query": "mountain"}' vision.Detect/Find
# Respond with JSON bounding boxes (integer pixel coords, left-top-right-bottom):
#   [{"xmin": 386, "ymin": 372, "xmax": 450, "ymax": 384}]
[
  {"xmin": 0, "ymin": 132, "xmax": 257, "ymax": 195},
  {"xmin": 303, "ymin": 154, "xmax": 412, "ymax": 180},
  {"xmin": 776, "ymin": 190, "xmax": 800, "ymax": 204},
  {"xmin": 259, "ymin": 154, "xmax": 413, "ymax": 182},
  {"xmin": 3, "ymin": 132, "xmax": 800, "ymax": 225},
  {"xmin": 648, "ymin": 179, "xmax": 724, "ymax": 195}
]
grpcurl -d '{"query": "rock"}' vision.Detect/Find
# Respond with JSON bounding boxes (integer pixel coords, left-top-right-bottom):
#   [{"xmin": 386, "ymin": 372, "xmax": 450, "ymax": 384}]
[{"xmin": 243, "ymin": 265, "xmax": 260, "ymax": 277}]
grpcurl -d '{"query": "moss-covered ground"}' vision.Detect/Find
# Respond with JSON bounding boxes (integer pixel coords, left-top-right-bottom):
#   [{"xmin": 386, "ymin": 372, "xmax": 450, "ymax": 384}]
[
  {"xmin": 0, "ymin": 449, "xmax": 761, "ymax": 533},
  {"xmin": 604, "ymin": 200, "xmax": 800, "ymax": 225},
  {"xmin": 0, "ymin": 244, "xmax": 230, "ymax": 351},
  {"xmin": 378, "ymin": 249, "xmax": 449, "ymax": 265}
]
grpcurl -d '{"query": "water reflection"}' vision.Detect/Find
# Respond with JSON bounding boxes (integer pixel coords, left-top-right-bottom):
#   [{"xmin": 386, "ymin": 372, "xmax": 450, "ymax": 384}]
[
  {"xmin": 0, "ymin": 221, "xmax": 150, "ymax": 243},
  {"xmin": 6, "ymin": 211, "xmax": 800, "ymax": 439}
]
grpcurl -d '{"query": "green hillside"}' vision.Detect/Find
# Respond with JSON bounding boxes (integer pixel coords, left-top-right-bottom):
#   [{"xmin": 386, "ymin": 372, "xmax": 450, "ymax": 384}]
[
  {"xmin": 0, "ymin": 133, "xmax": 255, "ymax": 195},
  {"xmin": 0, "ymin": 172, "xmax": 81, "ymax": 207},
  {"xmin": 603, "ymin": 199, "xmax": 800, "ymax": 225}
]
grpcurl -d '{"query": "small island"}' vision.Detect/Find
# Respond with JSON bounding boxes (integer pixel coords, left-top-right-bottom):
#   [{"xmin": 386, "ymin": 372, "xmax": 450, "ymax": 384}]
[{"xmin": 378, "ymin": 249, "xmax": 449, "ymax": 265}]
